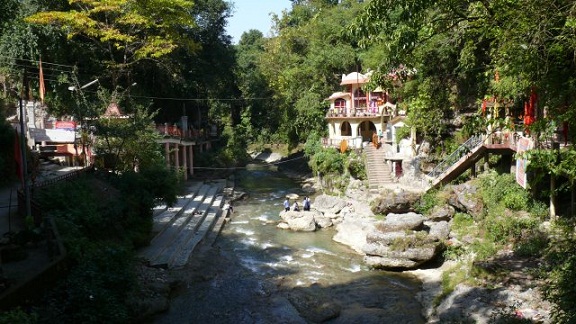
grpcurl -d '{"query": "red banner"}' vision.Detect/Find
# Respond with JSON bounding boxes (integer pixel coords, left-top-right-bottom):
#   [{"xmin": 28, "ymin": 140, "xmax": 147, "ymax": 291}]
[{"xmin": 55, "ymin": 121, "xmax": 77, "ymax": 130}]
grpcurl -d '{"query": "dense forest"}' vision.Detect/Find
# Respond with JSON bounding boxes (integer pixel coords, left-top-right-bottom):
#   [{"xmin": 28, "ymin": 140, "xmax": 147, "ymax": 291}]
[
  {"xmin": 1, "ymin": 0, "xmax": 576, "ymax": 322},
  {"xmin": 1, "ymin": 1, "xmax": 575, "ymax": 149}
]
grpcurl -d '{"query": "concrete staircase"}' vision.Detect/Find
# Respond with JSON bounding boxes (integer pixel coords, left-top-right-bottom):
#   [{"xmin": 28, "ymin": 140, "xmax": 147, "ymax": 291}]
[
  {"xmin": 138, "ymin": 179, "xmax": 230, "ymax": 269},
  {"xmin": 364, "ymin": 145, "xmax": 394, "ymax": 189}
]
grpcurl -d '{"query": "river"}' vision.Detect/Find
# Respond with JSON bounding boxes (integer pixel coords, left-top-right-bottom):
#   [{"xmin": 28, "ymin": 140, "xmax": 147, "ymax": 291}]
[{"xmin": 153, "ymin": 168, "xmax": 425, "ymax": 323}]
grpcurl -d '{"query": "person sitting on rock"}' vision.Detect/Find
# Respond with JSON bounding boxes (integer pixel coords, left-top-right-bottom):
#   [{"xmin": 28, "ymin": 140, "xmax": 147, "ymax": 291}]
[{"xmin": 292, "ymin": 201, "xmax": 299, "ymax": 212}]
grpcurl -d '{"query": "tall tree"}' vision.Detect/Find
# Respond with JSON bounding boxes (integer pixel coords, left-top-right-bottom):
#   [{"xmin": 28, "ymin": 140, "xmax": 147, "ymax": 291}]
[
  {"xmin": 25, "ymin": 0, "xmax": 199, "ymax": 87},
  {"xmin": 259, "ymin": 0, "xmax": 364, "ymax": 144},
  {"xmin": 234, "ymin": 30, "xmax": 280, "ymax": 144}
]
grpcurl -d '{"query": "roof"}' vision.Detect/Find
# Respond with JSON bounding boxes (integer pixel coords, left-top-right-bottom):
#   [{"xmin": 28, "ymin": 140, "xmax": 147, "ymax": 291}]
[
  {"xmin": 340, "ymin": 72, "xmax": 369, "ymax": 85},
  {"xmin": 104, "ymin": 102, "xmax": 123, "ymax": 117},
  {"xmin": 327, "ymin": 92, "xmax": 351, "ymax": 100}
]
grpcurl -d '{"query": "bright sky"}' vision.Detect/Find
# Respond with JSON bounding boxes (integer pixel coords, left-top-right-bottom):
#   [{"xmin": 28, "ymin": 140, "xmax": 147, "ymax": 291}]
[{"xmin": 226, "ymin": 0, "xmax": 292, "ymax": 44}]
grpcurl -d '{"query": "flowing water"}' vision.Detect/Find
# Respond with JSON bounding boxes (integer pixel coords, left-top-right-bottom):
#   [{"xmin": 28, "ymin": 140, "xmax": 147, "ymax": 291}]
[{"xmin": 154, "ymin": 168, "xmax": 425, "ymax": 323}]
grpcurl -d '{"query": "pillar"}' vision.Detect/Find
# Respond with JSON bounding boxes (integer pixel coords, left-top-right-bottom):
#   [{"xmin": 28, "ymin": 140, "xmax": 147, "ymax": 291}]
[
  {"xmin": 174, "ymin": 144, "xmax": 180, "ymax": 171},
  {"xmin": 189, "ymin": 145, "xmax": 194, "ymax": 175},
  {"xmin": 165, "ymin": 143, "xmax": 170, "ymax": 168},
  {"xmin": 182, "ymin": 145, "xmax": 188, "ymax": 180}
]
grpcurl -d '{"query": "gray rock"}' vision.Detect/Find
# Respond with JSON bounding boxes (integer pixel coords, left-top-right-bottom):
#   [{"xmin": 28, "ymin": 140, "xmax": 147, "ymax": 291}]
[
  {"xmin": 428, "ymin": 205, "xmax": 455, "ymax": 221},
  {"xmin": 365, "ymin": 231, "xmax": 410, "ymax": 245},
  {"xmin": 362, "ymin": 243, "xmax": 439, "ymax": 262},
  {"xmin": 333, "ymin": 218, "xmax": 375, "ymax": 253},
  {"xmin": 372, "ymin": 190, "xmax": 421, "ymax": 214},
  {"xmin": 375, "ymin": 212, "xmax": 424, "ymax": 232},
  {"xmin": 277, "ymin": 222, "xmax": 291, "ymax": 230},
  {"xmin": 363, "ymin": 255, "xmax": 419, "ymax": 269},
  {"xmin": 428, "ymin": 221, "xmax": 450, "ymax": 240},
  {"xmin": 279, "ymin": 211, "xmax": 317, "ymax": 232},
  {"xmin": 314, "ymin": 212, "xmax": 333, "ymax": 228},
  {"xmin": 448, "ymin": 183, "xmax": 484, "ymax": 218},
  {"xmin": 313, "ymin": 194, "xmax": 348, "ymax": 214}
]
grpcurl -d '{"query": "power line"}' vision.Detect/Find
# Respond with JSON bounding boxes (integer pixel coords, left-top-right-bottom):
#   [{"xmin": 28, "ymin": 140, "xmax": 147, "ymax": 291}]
[
  {"xmin": 0, "ymin": 55, "xmax": 76, "ymax": 69},
  {"xmin": 130, "ymin": 94, "xmax": 273, "ymax": 102}
]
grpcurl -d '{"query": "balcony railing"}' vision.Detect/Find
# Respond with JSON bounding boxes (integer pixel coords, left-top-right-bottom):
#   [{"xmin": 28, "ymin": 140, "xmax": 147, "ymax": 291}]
[
  {"xmin": 321, "ymin": 136, "xmax": 364, "ymax": 149},
  {"xmin": 326, "ymin": 105, "xmax": 395, "ymax": 118}
]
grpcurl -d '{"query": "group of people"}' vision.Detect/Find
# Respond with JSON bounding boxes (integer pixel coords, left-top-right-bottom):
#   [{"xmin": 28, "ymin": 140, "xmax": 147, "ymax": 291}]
[{"xmin": 283, "ymin": 196, "xmax": 311, "ymax": 212}]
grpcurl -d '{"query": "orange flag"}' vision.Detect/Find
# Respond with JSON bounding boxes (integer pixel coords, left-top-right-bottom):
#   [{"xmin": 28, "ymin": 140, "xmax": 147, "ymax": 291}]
[{"xmin": 39, "ymin": 57, "xmax": 45, "ymax": 104}]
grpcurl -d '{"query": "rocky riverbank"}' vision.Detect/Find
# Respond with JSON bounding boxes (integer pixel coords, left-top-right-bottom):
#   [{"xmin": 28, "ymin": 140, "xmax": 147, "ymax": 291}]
[{"xmin": 284, "ymin": 174, "xmax": 552, "ymax": 323}]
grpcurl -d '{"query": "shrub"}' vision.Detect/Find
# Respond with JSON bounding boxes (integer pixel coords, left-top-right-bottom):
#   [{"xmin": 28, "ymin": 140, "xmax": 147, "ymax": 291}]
[
  {"xmin": 346, "ymin": 151, "xmax": 366, "ymax": 180},
  {"xmin": 451, "ymin": 213, "xmax": 475, "ymax": 236},
  {"xmin": 479, "ymin": 172, "xmax": 530, "ymax": 211},
  {"xmin": 514, "ymin": 230, "xmax": 548, "ymax": 257},
  {"xmin": 543, "ymin": 221, "xmax": 576, "ymax": 323},
  {"xmin": 443, "ymin": 244, "xmax": 466, "ymax": 261},
  {"xmin": 470, "ymin": 239, "xmax": 498, "ymax": 260},
  {"xmin": 0, "ymin": 308, "xmax": 38, "ymax": 324},
  {"xmin": 483, "ymin": 208, "xmax": 539, "ymax": 245},
  {"xmin": 415, "ymin": 188, "xmax": 441, "ymax": 215}
]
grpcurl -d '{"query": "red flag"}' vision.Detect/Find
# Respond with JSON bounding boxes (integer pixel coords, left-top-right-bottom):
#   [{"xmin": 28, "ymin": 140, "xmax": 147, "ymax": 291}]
[
  {"xmin": 39, "ymin": 57, "xmax": 45, "ymax": 104},
  {"xmin": 529, "ymin": 87, "xmax": 537, "ymax": 118}
]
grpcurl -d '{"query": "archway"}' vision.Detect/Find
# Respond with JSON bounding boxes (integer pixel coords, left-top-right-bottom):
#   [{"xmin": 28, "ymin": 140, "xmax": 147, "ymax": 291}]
[
  {"xmin": 358, "ymin": 121, "xmax": 376, "ymax": 141},
  {"xmin": 341, "ymin": 121, "xmax": 352, "ymax": 136}
]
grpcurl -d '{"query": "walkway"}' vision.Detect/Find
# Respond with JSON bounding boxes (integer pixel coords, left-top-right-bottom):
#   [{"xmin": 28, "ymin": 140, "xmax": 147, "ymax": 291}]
[{"xmin": 138, "ymin": 179, "xmax": 233, "ymax": 269}]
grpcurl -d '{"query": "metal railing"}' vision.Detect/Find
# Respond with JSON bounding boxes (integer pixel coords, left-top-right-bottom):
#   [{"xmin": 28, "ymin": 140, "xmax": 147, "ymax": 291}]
[{"xmin": 427, "ymin": 135, "xmax": 484, "ymax": 179}]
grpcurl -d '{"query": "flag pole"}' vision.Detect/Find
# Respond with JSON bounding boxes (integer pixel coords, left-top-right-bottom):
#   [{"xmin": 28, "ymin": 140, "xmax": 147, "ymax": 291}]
[{"xmin": 19, "ymin": 68, "xmax": 31, "ymax": 221}]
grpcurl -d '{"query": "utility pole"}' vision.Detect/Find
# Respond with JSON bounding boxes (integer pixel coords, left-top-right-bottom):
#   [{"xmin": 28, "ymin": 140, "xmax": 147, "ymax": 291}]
[{"xmin": 19, "ymin": 68, "xmax": 31, "ymax": 220}]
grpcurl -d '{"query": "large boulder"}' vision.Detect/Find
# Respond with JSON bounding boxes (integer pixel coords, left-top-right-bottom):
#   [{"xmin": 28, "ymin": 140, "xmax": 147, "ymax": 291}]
[
  {"xmin": 374, "ymin": 212, "xmax": 425, "ymax": 232},
  {"xmin": 313, "ymin": 194, "xmax": 348, "ymax": 214},
  {"xmin": 372, "ymin": 190, "xmax": 421, "ymax": 215},
  {"xmin": 448, "ymin": 183, "xmax": 484, "ymax": 218},
  {"xmin": 363, "ymin": 242, "xmax": 439, "ymax": 261},
  {"xmin": 362, "ymin": 243, "xmax": 441, "ymax": 269},
  {"xmin": 427, "ymin": 221, "xmax": 450, "ymax": 241},
  {"xmin": 278, "ymin": 209, "xmax": 334, "ymax": 231},
  {"xmin": 359, "ymin": 212, "xmax": 444, "ymax": 270},
  {"xmin": 333, "ymin": 217, "xmax": 376, "ymax": 254},
  {"xmin": 279, "ymin": 211, "xmax": 317, "ymax": 232}
]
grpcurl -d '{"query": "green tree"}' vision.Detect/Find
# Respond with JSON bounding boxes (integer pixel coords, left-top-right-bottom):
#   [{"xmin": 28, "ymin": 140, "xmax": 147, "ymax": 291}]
[
  {"xmin": 235, "ymin": 30, "xmax": 281, "ymax": 145},
  {"xmin": 25, "ymin": 0, "xmax": 198, "ymax": 86},
  {"xmin": 259, "ymin": 0, "xmax": 364, "ymax": 145}
]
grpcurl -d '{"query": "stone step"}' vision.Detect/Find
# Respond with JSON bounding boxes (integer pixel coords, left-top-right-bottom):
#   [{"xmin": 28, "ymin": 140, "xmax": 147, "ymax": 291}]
[
  {"xmin": 139, "ymin": 183, "xmax": 212, "ymax": 263},
  {"xmin": 365, "ymin": 145, "xmax": 394, "ymax": 187},
  {"xmin": 150, "ymin": 182, "xmax": 204, "ymax": 233},
  {"xmin": 169, "ymin": 194, "xmax": 225, "ymax": 268},
  {"xmin": 148, "ymin": 185, "xmax": 221, "ymax": 268}
]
